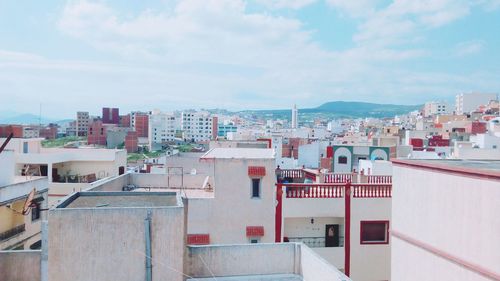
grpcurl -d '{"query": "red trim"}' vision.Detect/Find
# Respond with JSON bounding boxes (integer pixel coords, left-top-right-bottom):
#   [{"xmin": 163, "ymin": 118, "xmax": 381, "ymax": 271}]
[
  {"xmin": 344, "ymin": 182, "xmax": 351, "ymax": 277},
  {"xmin": 360, "ymin": 220, "xmax": 390, "ymax": 245},
  {"xmin": 248, "ymin": 166, "xmax": 266, "ymax": 177},
  {"xmin": 392, "ymin": 159, "xmax": 500, "ymax": 181},
  {"xmin": 187, "ymin": 234, "xmax": 210, "ymax": 245},
  {"xmin": 246, "ymin": 226, "xmax": 264, "ymax": 237},
  {"xmin": 392, "ymin": 230, "xmax": 500, "ymax": 281},
  {"xmin": 275, "ymin": 184, "xmax": 283, "ymax": 242}
]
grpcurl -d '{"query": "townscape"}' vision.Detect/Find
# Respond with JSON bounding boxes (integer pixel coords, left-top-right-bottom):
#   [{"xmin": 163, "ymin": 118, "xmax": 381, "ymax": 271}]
[{"xmin": 1, "ymin": 94, "xmax": 499, "ymax": 281}]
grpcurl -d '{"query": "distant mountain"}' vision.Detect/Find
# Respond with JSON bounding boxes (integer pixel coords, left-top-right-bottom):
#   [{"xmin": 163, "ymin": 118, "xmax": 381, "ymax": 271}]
[
  {"xmin": 0, "ymin": 114, "xmax": 55, "ymax": 125},
  {"xmin": 303, "ymin": 101, "xmax": 421, "ymax": 116},
  {"xmin": 240, "ymin": 101, "xmax": 422, "ymax": 118}
]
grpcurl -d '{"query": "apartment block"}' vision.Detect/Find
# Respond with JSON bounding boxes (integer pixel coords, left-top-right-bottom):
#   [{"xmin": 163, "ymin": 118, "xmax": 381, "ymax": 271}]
[
  {"xmin": 102, "ymin": 107, "xmax": 119, "ymax": 125},
  {"xmin": 149, "ymin": 110, "xmax": 176, "ymax": 151},
  {"xmin": 181, "ymin": 111, "xmax": 216, "ymax": 142},
  {"xmin": 455, "ymin": 93, "xmax": 498, "ymax": 115},
  {"xmin": 424, "ymin": 101, "xmax": 449, "ymax": 117},
  {"xmin": 76, "ymin": 111, "xmax": 90, "ymax": 136}
]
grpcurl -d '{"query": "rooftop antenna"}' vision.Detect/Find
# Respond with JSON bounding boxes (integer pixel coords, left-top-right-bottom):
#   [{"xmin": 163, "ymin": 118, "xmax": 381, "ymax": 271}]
[{"xmin": 18, "ymin": 188, "xmax": 49, "ymax": 215}]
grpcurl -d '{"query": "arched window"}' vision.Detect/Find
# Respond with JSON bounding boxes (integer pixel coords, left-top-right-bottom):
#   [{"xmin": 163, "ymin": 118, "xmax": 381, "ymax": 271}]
[{"xmin": 338, "ymin": 156, "xmax": 348, "ymax": 164}]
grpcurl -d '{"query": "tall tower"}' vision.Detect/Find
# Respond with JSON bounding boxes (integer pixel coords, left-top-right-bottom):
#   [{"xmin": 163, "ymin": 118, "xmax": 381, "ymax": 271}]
[{"xmin": 291, "ymin": 104, "xmax": 298, "ymax": 129}]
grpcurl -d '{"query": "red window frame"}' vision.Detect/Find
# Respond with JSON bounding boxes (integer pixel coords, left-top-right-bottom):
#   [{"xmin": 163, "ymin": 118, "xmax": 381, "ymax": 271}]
[{"xmin": 360, "ymin": 220, "xmax": 389, "ymax": 245}]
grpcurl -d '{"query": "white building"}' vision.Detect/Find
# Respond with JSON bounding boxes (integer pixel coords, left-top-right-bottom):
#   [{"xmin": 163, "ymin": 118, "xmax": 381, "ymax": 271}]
[
  {"xmin": 292, "ymin": 104, "xmax": 298, "ymax": 129},
  {"xmin": 455, "ymin": 92, "xmax": 498, "ymax": 115},
  {"xmin": 148, "ymin": 110, "xmax": 176, "ymax": 151},
  {"xmin": 0, "ymin": 149, "xmax": 48, "ymax": 250},
  {"xmin": 392, "ymin": 159, "xmax": 500, "ymax": 281},
  {"xmin": 0, "ymin": 137, "xmax": 127, "ymax": 206},
  {"xmin": 424, "ymin": 101, "xmax": 449, "ymax": 117},
  {"xmin": 181, "ymin": 111, "xmax": 215, "ymax": 142},
  {"xmin": 76, "ymin": 111, "xmax": 90, "ymax": 136}
]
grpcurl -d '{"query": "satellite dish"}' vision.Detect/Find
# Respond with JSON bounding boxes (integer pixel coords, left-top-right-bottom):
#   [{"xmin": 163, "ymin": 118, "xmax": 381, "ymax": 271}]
[
  {"xmin": 22, "ymin": 188, "xmax": 36, "ymax": 215},
  {"xmin": 190, "ymin": 168, "xmax": 197, "ymax": 175}
]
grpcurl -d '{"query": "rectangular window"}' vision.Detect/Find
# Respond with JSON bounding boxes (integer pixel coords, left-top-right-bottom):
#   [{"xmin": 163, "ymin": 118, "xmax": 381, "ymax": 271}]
[
  {"xmin": 251, "ymin": 178, "xmax": 261, "ymax": 198},
  {"xmin": 23, "ymin": 142, "xmax": 29, "ymax": 154},
  {"xmin": 360, "ymin": 221, "xmax": 389, "ymax": 244},
  {"xmin": 338, "ymin": 156, "xmax": 348, "ymax": 164},
  {"xmin": 31, "ymin": 202, "xmax": 40, "ymax": 221},
  {"xmin": 250, "ymin": 238, "xmax": 259, "ymax": 244}
]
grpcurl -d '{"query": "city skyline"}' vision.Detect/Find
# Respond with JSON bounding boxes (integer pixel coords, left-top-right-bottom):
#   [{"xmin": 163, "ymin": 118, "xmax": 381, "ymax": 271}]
[{"xmin": 1, "ymin": 0, "xmax": 500, "ymax": 117}]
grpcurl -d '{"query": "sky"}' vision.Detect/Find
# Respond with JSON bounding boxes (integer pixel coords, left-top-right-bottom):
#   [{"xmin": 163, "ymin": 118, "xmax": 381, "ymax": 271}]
[{"xmin": 1, "ymin": 0, "xmax": 500, "ymax": 119}]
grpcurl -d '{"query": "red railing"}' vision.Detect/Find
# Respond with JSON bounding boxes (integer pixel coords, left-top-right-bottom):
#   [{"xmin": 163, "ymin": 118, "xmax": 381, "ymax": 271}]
[
  {"xmin": 280, "ymin": 183, "xmax": 391, "ymax": 198},
  {"xmin": 285, "ymin": 184, "xmax": 344, "ymax": 198},
  {"xmin": 280, "ymin": 169, "xmax": 304, "ymax": 179},
  {"xmin": 367, "ymin": 175, "xmax": 392, "ymax": 184},
  {"xmin": 352, "ymin": 184, "xmax": 392, "ymax": 198},
  {"xmin": 324, "ymin": 173, "xmax": 352, "ymax": 183}
]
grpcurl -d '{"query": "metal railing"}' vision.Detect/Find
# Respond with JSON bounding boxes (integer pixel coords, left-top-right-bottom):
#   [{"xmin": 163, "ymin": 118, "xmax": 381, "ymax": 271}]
[
  {"xmin": 0, "ymin": 224, "xmax": 25, "ymax": 241},
  {"xmin": 286, "ymin": 236, "xmax": 344, "ymax": 248}
]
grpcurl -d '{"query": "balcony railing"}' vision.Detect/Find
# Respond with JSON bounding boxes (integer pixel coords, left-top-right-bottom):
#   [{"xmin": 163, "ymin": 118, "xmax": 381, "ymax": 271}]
[
  {"xmin": 286, "ymin": 236, "xmax": 344, "ymax": 248},
  {"xmin": 280, "ymin": 169, "xmax": 304, "ymax": 179},
  {"xmin": 352, "ymin": 184, "xmax": 392, "ymax": 198},
  {"xmin": 324, "ymin": 173, "xmax": 352, "ymax": 183},
  {"xmin": 286, "ymin": 184, "xmax": 344, "ymax": 198},
  {"xmin": 0, "ymin": 224, "xmax": 25, "ymax": 241},
  {"xmin": 281, "ymin": 183, "xmax": 392, "ymax": 198},
  {"xmin": 367, "ymin": 175, "xmax": 392, "ymax": 184}
]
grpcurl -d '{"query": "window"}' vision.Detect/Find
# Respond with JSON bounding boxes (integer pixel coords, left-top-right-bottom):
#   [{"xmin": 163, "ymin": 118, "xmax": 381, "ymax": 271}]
[
  {"xmin": 250, "ymin": 238, "xmax": 259, "ymax": 244},
  {"xmin": 31, "ymin": 202, "xmax": 40, "ymax": 221},
  {"xmin": 360, "ymin": 221, "xmax": 389, "ymax": 244},
  {"xmin": 251, "ymin": 178, "xmax": 261, "ymax": 198},
  {"xmin": 338, "ymin": 156, "xmax": 348, "ymax": 164}
]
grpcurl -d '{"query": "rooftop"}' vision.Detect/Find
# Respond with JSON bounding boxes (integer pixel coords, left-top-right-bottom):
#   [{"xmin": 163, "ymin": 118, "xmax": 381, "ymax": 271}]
[
  {"xmin": 56, "ymin": 191, "xmax": 179, "ymax": 208},
  {"xmin": 188, "ymin": 274, "xmax": 303, "ymax": 280},
  {"xmin": 392, "ymin": 159, "xmax": 500, "ymax": 180},
  {"xmin": 201, "ymin": 148, "xmax": 275, "ymax": 159}
]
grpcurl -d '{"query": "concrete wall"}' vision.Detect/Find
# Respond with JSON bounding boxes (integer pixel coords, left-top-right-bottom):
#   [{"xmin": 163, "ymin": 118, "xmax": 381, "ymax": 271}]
[
  {"xmin": 0, "ymin": 250, "xmax": 41, "ymax": 281},
  {"xmin": 350, "ymin": 198, "xmax": 391, "ymax": 281},
  {"xmin": 392, "ymin": 164, "xmax": 500, "ymax": 281},
  {"xmin": 187, "ymin": 243, "xmax": 297, "ymax": 278},
  {"xmin": 300, "ymin": 245, "xmax": 350, "ymax": 281},
  {"xmin": 48, "ymin": 205, "xmax": 185, "ymax": 281},
  {"xmin": 298, "ymin": 143, "xmax": 320, "ymax": 168},
  {"xmin": 187, "ymin": 158, "xmax": 276, "ymax": 244},
  {"xmin": 333, "ymin": 147, "xmax": 352, "ymax": 173},
  {"xmin": 0, "ymin": 150, "xmax": 15, "ymax": 186}
]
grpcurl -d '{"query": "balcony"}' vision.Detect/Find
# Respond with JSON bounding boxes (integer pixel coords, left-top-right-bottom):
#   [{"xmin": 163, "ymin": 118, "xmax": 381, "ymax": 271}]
[
  {"xmin": 0, "ymin": 224, "xmax": 25, "ymax": 242},
  {"xmin": 286, "ymin": 236, "xmax": 345, "ymax": 248},
  {"xmin": 281, "ymin": 183, "xmax": 392, "ymax": 199}
]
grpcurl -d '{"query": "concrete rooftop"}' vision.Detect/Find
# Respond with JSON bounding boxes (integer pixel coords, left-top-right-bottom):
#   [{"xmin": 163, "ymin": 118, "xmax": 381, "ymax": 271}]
[
  {"xmin": 56, "ymin": 191, "xmax": 179, "ymax": 208},
  {"xmin": 187, "ymin": 274, "xmax": 303, "ymax": 281},
  {"xmin": 201, "ymin": 148, "xmax": 275, "ymax": 159}
]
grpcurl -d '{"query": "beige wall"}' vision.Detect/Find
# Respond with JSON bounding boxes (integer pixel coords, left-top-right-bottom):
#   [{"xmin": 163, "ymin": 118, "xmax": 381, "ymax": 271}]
[
  {"xmin": 49, "ymin": 206, "xmax": 185, "ymax": 281},
  {"xmin": 392, "ymin": 165, "xmax": 500, "ymax": 281},
  {"xmin": 350, "ymin": 198, "xmax": 391, "ymax": 281},
  {"xmin": 0, "ymin": 250, "xmax": 41, "ymax": 281},
  {"xmin": 187, "ymin": 158, "xmax": 276, "ymax": 244}
]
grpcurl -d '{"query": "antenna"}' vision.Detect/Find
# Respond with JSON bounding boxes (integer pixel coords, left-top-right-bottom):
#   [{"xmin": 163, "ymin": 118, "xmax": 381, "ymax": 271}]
[{"xmin": 22, "ymin": 188, "xmax": 36, "ymax": 215}]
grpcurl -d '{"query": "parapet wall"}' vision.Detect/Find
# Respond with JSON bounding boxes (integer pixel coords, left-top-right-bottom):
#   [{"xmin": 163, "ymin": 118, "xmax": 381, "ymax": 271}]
[{"xmin": 0, "ymin": 250, "xmax": 41, "ymax": 281}]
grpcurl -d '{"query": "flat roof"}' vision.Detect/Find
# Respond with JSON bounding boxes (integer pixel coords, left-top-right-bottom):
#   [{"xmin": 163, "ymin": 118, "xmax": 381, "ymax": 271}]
[
  {"xmin": 392, "ymin": 159, "xmax": 500, "ymax": 180},
  {"xmin": 187, "ymin": 274, "xmax": 302, "ymax": 281},
  {"xmin": 56, "ymin": 191, "xmax": 179, "ymax": 209},
  {"xmin": 201, "ymin": 148, "xmax": 274, "ymax": 159}
]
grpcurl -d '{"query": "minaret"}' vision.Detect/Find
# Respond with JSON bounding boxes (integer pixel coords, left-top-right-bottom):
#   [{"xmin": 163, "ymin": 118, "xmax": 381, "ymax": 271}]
[{"xmin": 291, "ymin": 104, "xmax": 298, "ymax": 129}]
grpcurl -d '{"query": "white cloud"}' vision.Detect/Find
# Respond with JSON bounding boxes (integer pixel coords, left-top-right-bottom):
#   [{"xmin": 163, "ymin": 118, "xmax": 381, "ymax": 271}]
[
  {"xmin": 454, "ymin": 40, "xmax": 485, "ymax": 56},
  {"xmin": 326, "ymin": 0, "xmax": 384, "ymax": 18},
  {"xmin": 253, "ymin": 0, "xmax": 317, "ymax": 10}
]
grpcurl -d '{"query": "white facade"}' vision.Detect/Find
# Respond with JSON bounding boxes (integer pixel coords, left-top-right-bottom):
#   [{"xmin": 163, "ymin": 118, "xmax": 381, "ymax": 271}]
[
  {"xmin": 148, "ymin": 110, "xmax": 176, "ymax": 151},
  {"xmin": 392, "ymin": 159, "xmax": 500, "ymax": 281},
  {"xmin": 182, "ymin": 111, "xmax": 214, "ymax": 142},
  {"xmin": 291, "ymin": 104, "xmax": 298, "ymax": 129},
  {"xmin": 424, "ymin": 101, "xmax": 449, "ymax": 117},
  {"xmin": 76, "ymin": 111, "xmax": 90, "ymax": 136},
  {"xmin": 455, "ymin": 93, "xmax": 498, "ymax": 115}
]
